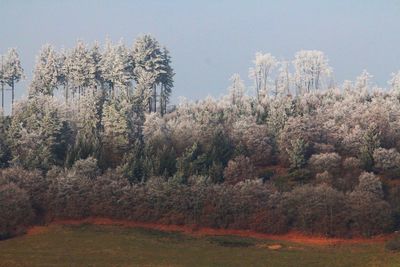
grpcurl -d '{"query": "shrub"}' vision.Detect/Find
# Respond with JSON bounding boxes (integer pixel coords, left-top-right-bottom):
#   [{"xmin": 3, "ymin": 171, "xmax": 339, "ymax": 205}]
[
  {"xmin": 0, "ymin": 183, "xmax": 33, "ymax": 239},
  {"xmin": 0, "ymin": 168, "xmax": 48, "ymax": 221},
  {"xmin": 48, "ymin": 174, "xmax": 92, "ymax": 219},
  {"xmin": 223, "ymin": 156, "xmax": 256, "ymax": 185},
  {"xmin": 356, "ymin": 172, "xmax": 383, "ymax": 198},
  {"xmin": 348, "ymin": 190, "xmax": 392, "ymax": 237},
  {"xmin": 373, "ymin": 148, "xmax": 400, "ymax": 178},
  {"xmin": 315, "ymin": 171, "xmax": 333, "ymax": 185},
  {"xmin": 309, "ymin": 152, "xmax": 341, "ymax": 174},
  {"xmin": 283, "ymin": 184, "xmax": 349, "ymax": 236},
  {"xmin": 70, "ymin": 157, "xmax": 100, "ymax": 180},
  {"xmin": 343, "ymin": 157, "xmax": 362, "ymax": 170},
  {"xmin": 347, "ymin": 172, "xmax": 391, "ymax": 236}
]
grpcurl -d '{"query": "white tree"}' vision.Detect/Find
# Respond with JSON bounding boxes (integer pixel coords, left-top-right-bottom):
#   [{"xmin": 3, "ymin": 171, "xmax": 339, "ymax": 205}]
[
  {"xmin": 30, "ymin": 44, "xmax": 60, "ymax": 96},
  {"xmin": 64, "ymin": 41, "xmax": 96, "ymax": 99},
  {"xmin": 3, "ymin": 48, "xmax": 23, "ymax": 110},
  {"xmin": 133, "ymin": 34, "xmax": 164, "ymax": 113},
  {"xmin": 388, "ymin": 71, "xmax": 400, "ymax": 92},
  {"xmin": 100, "ymin": 40, "xmax": 133, "ymax": 97},
  {"xmin": 293, "ymin": 50, "xmax": 331, "ymax": 94},
  {"xmin": 355, "ymin": 70, "xmax": 373, "ymax": 92},
  {"xmin": 227, "ymin": 73, "xmax": 245, "ymax": 105},
  {"xmin": 90, "ymin": 42, "xmax": 103, "ymax": 90},
  {"xmin": 249, "ymin": 52, "xmax": 277, "ymax": 100},
  {"xmin": 274, "ymin": 61, "xmax": 291, "ymax": 97}
]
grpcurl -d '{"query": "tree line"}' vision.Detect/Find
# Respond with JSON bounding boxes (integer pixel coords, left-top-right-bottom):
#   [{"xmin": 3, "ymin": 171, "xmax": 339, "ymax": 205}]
[{"xmin": 2, "ymin": 43, "xmax": 400, "ymax": 239}]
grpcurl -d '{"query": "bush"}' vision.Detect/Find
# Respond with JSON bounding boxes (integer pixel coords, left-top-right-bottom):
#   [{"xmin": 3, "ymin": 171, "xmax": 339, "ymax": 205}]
[
  {"xmin": 223, "ymin": 156, "xmax": 256, "ymax": 185},
  {"xmin": 0, "ymin": 168, "xmax": 48, "ymax": 222},
  {"xmin": 70, "ymin": 157, "xmax": 100, "ymax": 180},
  {"xmin": 309, "ymin": 152, "xmax": 341, "ymax": 174},
  {"xmin": 373, "ymin": 148, "xmax": 400, "ymax": 178},
  {"xmin": 0, "ymin": 183, "xmax": 33, "ymax": 239},
  {"xmin": 283, "ymin": 184, "xmax": 349, "ymax": 236},
  {"xmin": 348, "ymin": 190, "xmax": 392, "ymax": 237},
  {"xmin": 48, "ymin": 174, "xmax": 92, "ymax": 219}
]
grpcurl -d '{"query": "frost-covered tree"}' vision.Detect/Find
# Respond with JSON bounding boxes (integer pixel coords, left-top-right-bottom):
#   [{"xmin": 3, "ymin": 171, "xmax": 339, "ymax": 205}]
[
  {"xmin": 64, "ymin": 41, "xmax": 96, "ymax": 99},
  {"xmin": 100, "ymin": 40, "xmax": 133, "ymax": 97},
  {"xmin": 249, "ymin": 52, "xmax": 277, "ymax": 100},
  {"xmin": 30, "ymin": 45, "xmax": 61, "ymax": 96},
  {"xmin": 227, "ymin": 73, "xmax": 246, "ymax": 106},
  {"xmin": 3, "ymin": 48, "xmax": 23, "ymax": 110},
  {"xmin": 360, "ymin": 124, "xmax": 380, "ymax": 171},
  {"xmin": 349, "ymin": 172, "xmax": 391, "ymax": 236},
  {"xmin": 355, "ymin": 70, "xmax": 373, "ymax": 92},
  {"xmin": 100, "ymin": 97, "xmax": 130, "ymax": 168},
  {"xmin": 309, "ymin": 152, "xmax": 341, "ymax": 174},
  {"xmin": 132, "ymin": 34, "xmax": 165, "ymax": 112},
  {"xmin": 373, "ymin": 148, "xmax": 400, "ymax": 173},
  {"xmin": 293, "ymin": 50, "xmax": 331, "ymax": 94},
  {"xmin": 159, "ymin": 47, "xmax": 174, "ymax": 115},
  {"xmin": 8, "ymin": 95, "xmax": 70, "ymax": 170},
  {"xmin": 90, "ymin": 42, "xmax": 103, "ymax": 90},
  {"xmin": 66, "ymin": 89, "xmax": 102, "ymax": 165},
  {"xmin": 223, "ymin": 155, "xmax": 256, "ymax": 185},
  {"xmin": 274, "ymin": 61, "xmax": 291, "ymax": 97},
  {"xmin": 0, "ymin": 113, "xmax": 11, "ymax": 167},
  {"xmin": 287, "ymin": 138, "xmax": 309, "ymax": 170},
  {"xmin": 388, "ymin": 71, "xmax": 400, "ymax": 92}
]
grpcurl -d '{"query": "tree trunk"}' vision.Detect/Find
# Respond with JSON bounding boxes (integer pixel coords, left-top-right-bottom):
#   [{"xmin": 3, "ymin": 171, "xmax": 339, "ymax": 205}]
[
  {"xmin": 11, "ymin": 80, "xmax": 14, "ymax": 114},
  {"xmin": 65, "ymin": 84, "xmax": 69, "ymax": 105},
  {"xmin": 160, "ymin": 84, "xmax": 164, "ymax": 116},
  {"xmin": 152, "ymin": 84, "xmax": 157, "ymax": 112},
  {"xmin": 1, "ymin": 82, "xmax": 4, "ymax": 111}
]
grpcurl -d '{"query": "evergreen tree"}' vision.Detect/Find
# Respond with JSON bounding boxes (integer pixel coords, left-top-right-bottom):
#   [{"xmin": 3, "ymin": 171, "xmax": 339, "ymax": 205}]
[
  {"xmin": 3, "ymin": 48, "xmax": 23, "ymax": 111},
  {"xmin": 132, "ymin": 34, "xmax": 164, "ymax": 113},
  {"xmin": 30, "ymin": 45, "xmax": 61, "ymax": 96},
  {"xmin": 8, "ymin": 95, "xmax": 71, "ymax": 170},
  {"xmin": 65, "ymin": 41, "xmax": 96, "ymax": 99}
]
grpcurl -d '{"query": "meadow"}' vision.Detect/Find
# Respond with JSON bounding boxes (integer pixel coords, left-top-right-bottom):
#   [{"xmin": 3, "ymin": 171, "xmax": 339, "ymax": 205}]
[{"xmin": 0, "ymin": 224, "xmax": 399, "ymax": 267}]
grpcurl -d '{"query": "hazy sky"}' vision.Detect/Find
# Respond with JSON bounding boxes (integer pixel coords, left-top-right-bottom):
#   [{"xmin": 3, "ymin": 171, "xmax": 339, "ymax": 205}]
[{"xmin": 1, "ymin": 0, "xmax": 400, "ymax": 112}]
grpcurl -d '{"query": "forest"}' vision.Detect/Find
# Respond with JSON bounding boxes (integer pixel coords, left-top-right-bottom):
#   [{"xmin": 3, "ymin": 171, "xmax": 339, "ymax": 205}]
[{"xmin": 2, "ymin": 34, "xmax": 400, "ymax": 240}]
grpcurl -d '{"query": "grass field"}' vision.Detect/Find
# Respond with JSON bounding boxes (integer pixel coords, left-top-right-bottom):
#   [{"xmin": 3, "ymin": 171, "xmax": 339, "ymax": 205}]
[{"xmin": 0, "ymin": 224, "xmax": 400, "ymax": 267}]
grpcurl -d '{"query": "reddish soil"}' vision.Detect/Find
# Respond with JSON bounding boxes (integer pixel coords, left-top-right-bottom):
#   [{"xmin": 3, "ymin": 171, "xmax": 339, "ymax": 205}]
[
  {"xmin": 26, "ymin": 226, "xmax": 48, "ymax": 236},
  {"xmin": 26, "ymin": 217, "xmax": 393, "ymax": 246}
]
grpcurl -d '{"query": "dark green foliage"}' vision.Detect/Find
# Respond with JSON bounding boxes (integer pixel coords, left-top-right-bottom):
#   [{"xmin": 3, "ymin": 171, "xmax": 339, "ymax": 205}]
[
  {"xmin": 287, "ymin": 138, "xmax": 310, "ymax": 170},
  {"xmin": 360, "ymin": 124, "xmax": 380, "ymax": 171}
]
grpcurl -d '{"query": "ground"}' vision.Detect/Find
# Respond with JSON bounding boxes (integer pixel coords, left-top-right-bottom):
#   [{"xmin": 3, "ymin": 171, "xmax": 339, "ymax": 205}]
[{"xmin": 1, "ymin": 222, "xmax": 400, "ymax": 267}]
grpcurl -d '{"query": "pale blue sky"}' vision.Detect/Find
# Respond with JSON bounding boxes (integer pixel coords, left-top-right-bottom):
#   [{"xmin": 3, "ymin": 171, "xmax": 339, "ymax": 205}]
[{"xmin": 1, "ymin": 0, "xmax": 400, "ymax": 112}]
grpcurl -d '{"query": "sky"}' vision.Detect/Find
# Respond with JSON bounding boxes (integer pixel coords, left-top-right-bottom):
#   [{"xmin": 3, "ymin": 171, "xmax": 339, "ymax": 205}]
[{"xmin": 1, "ymin": 0, "xmax": 400, "ymax": 112}]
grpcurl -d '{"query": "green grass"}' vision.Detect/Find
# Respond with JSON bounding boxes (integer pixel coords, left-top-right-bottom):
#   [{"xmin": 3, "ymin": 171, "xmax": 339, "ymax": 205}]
[{"xmin": 0, "ymin": 224, "xmax": 400, "ymax": 267}]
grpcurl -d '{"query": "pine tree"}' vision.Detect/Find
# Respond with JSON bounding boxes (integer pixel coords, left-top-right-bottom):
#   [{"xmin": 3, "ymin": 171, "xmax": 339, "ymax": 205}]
[
  {"xmin": 3, "ymin": 48, "xmax": 23, "ymax": 112},
  {"xmin": 90, "ymin": 42, "xmax": 104, "ymax": 90},
  {"xmin": 100, "ymin": 40, "xmax": 133, "ymax": 98},
  {"xmin": 132, "ymin": 34, "xmax": 164, "ymax": 113},
  {"xmin": 65, "ymin": 41, "xmax": 96, "ymax": 99},
  {"xmin": 159, "ymin": 47, "xmax": 174, "ymax": 116},
  {"xmin": 30, "ymin": 45, "xmax": 60, "ymax": 96},
  {"xmin": 100, "ymin": 97, "xmax": 129, "ymax": 168},
  {"xmin": 8, "ymin": 95, "xmax": 70, "ymax": 170}
]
